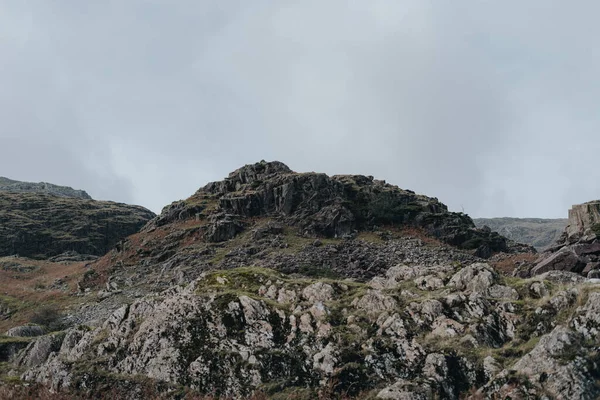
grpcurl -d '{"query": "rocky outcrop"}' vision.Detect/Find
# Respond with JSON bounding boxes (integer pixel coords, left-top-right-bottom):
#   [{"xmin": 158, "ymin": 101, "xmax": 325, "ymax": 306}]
[
  {"xmin": 17, "ymin": 264, "xmax": 600, "ymax": 399},
  {"xmin": 564, "ymin": 201, "xmax": 600, "ymax": 243},
  {"xmin": 4, "ymin": 161, "xmax": 583, "ymax": 399},
  {"xmin": 5, "ymin": 325, "xmax": 45, "ymax": 338},
  {"xmin": 529, "ymin": 200, "xmax": 600, "ymax": 278},
  {"xmin": 0, "ymin": 177, "xmax": 92, "ymax": 199},
  {"xmin": 0, "ymin": 192, "xmax": 155, "ymax": 259},
  {"xmin": 148, "ymin": 161, "xmax": 517, "ymax": 258}
]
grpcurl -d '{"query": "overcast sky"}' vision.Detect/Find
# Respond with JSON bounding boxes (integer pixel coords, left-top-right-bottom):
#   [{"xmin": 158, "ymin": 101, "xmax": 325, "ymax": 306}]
[{"xmin": 1, "ymin": 1, "xmax": 599, "ymax": 218}]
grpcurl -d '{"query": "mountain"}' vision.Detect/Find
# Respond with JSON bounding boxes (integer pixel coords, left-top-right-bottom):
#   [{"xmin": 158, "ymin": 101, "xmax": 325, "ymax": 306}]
[
  {"xmin": 0, "ymin": 180, "xmax": 155, "ymax": 259},
  {"xmin": 0, "ymin": 177, "xmax": 92, "ymax": 199},
  {"xmin": 0, "ymin": 162, "xmax": 598, "ymax": 400},
  {"xmin": 473, "ymin": 217, "xmax": 568, "ymax": 250}
]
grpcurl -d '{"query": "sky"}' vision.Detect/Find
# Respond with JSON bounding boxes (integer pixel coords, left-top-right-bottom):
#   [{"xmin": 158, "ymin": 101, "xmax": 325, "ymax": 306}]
[{"xmin": 1, "ymin": 1, "xmax": 599, "ymax": 218}]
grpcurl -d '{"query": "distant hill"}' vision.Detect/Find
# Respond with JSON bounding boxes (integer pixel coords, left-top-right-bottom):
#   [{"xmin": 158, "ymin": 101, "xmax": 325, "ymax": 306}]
[
  {"xmin": 0, "ymin": 177, "xmax": 92, "ymax": 199},
  {"xmin": 0, "ymin": 177, "xmax": 156, "ymax": 259},
  {"xmin": 473, "ymin": 217, "xmax": 567, "ymax": 250}
]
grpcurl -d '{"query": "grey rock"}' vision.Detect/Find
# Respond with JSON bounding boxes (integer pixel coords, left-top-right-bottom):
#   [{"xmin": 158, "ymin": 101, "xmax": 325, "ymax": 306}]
[
  {"xmin": 0, "ymin": 177, "xmax": 92, "ymax": 199},
  {"xmin": 15, "ymin": 332, "xmax": 66, "ymax": 368},
  {"xmin": 5, "ymin": 325, "xmax": 45, "ymax": 338}
]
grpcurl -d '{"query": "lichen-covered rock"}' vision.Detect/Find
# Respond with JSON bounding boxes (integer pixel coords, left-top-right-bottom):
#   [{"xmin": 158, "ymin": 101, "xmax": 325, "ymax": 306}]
[
  {"xmin": 0, "ymin": 192, "xmax": 155, "ymax": 258},
  {"xmin": 15, "ymin": 264, "xmax": 600, "ymax": 399},
  {"xmin": 511, "ymin": 326, "xmax": 598, "ymax": 399},
  {"xmin": 15, "ymin": 331, "xmax": 65, "ymax": 368},
  {"xmin": 5, "ymin": 325, "xmax": 45, "ymax": 337},
  {"xmin": 448, "ymin": 263, "xmax": 497, "ymax": 293}
]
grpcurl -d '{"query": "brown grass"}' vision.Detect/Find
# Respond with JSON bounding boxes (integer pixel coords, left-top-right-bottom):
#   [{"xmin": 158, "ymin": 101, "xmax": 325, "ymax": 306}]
[
  {"xmin": 0, "ymin": 257, "xmax": 86, "ymax": 332},
  {"xmin": 490, "ymin": 253, "xmax": 539, "ymax": 275}
]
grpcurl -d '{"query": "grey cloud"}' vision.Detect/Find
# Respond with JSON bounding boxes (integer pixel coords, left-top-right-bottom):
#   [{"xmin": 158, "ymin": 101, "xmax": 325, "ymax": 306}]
[{"xmin": 1, "ymin": 1, "xmax": 599, "ymax": 217}]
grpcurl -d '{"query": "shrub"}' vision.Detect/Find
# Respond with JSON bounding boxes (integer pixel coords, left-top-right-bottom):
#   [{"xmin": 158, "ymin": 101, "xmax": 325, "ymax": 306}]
[{"xmin": 29, "ymin": 305, "xmax": 64, "ymax": 331}]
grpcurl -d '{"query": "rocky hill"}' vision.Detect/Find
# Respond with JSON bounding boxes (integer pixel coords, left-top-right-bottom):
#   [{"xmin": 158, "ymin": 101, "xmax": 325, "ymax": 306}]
[
  {"xmin": 523, "ymin": 201, "xmax": 600, "ymax": 279},
  {"xmin": 0, "ymin": 191, "xmax": 155, "ymax": 259},
  {"xmin": 473, "ymin": 217, "xmax": 567, "ymax": 250},
  {"xmin": 0, "ymin": 177, "xmax": 92, "ymax": 199},
  {"xmin": 0, "ymin": 162, "xmax": 598, "ymax": 400}
]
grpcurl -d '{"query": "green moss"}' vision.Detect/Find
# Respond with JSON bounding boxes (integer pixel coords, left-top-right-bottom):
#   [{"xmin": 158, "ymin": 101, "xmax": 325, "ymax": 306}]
[{"xmin": 198, "ymin": 266, "xmax": 283, "ymax": 293}]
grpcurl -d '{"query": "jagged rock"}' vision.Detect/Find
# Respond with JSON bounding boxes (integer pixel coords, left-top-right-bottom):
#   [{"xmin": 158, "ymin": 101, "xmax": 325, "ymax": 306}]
[
  {"xmin": 572, "ymin": 292, "xmax": 600, "ymax": 340},
  {"xmin": 15, "ymin": 332, "xmax": 65, "ymax": 368},
  {"xmin": 565, "ymin": 200, "xmax": 600, "ymax": 243},
  {"xmin": 529, "ymin": 201, "xmax": 600, "ymax": 277},
  {"xmin": 529, "ymin": 281, "xmax": 549, "ymax": 298},
  {"xmin": 447, "ymin": 263, "xmax": 496, "ymax": 294},
  {"xmin": 5, "ymin": 325, "xmax": 45, "ymax": 337},
  {"xmin": 302, "ymin": 282, "xmax": 334, "ymax": 302},
  {"xmin": 510, "ymin": 326, "xmax": 599, "ymax": 399},
  {"xmin": 0, "ymin": 192, "xmax": 155, "ymax": 258},
  {"xmin": 0, "ymin": 177, "xmax": 91, "ymax": 199},
  {"xmin": 413, "ymin": 275, "xmax": 444, "ymax": 291},
  {"xmin": 13, "ymin": 263, "xmax": 600, "ymax": 399},
  {"xmin": 193, "ymin": 161, "xmax": 511, "ymax": 256},
  {"xmin": 430, "ymin": 317, "xmax": 465, "ymax": 338},
  {"xmin": 532, "ymin": 247, "xmax": 587, "ymax": 275},
  {"xmin": 537, "ymin": 270, "xmax": 587, "ymax": 284},
  {"xmin": 205, "ymin": 214, "xmax": 244, "ymax": 242},
  {"xmin": 487, "ymin": 285, "xmax": 519, "ymax": 300},
  {"xmin": 483, "ymin": 356, "xmax": 501, "ymax": 381}
]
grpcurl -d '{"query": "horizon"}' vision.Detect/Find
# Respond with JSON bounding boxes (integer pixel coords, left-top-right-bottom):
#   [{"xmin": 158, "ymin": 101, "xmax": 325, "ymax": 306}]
[{"xmin": 0, "ymin": 162, "xmax": 584, "ymax": 220}]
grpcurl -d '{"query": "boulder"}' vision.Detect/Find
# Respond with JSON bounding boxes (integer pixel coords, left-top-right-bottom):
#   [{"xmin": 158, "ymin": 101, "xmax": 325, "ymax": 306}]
[
  {"xmin": 565, "ymin": 201, "xmax": 600, "ymax": 243},
  {"xmin": 531, "ymin": 247, "xmax": 587, "ymax": 275},
  {"xmin": 5, "ymin": 325, "xmax": 45, "ymax": 338}
]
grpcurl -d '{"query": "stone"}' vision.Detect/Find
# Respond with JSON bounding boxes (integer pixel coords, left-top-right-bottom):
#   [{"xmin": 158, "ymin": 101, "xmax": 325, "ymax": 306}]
[
  {"xmin": 532, "ymin": 247, "xmax": 586, "ymax": 275},
  {"xmin": 302, "ymin": 282, "xmax": 334, "ymax": 302},
  {"xmin": 587, "ymin": 269, "xmax": 600, "ymax": 279},
  {"xmin": 565, "ymin": 201, "xmax": 600, "ymax": 243},
  {"xmin": 487, "ymin": 285, "xmax": 519, "ymax": 300},
  {"xmin": 5, "ymin": 325, "xmax": 45, "ymax": 337},
  {"xmin": 448, "ymin": 263, "xmax": 496, "ymax": 293},
  {"xmin": 413, "ymin": 274, "xmax": 444, "ymax": 291},
  {"xmin": 529, "ymin": 281, "xmax": 549, "ymax": 298},
  {"xmin": 483, "ymin": 356, "xmax": 500, "ymax": 381},
  {"xmin": 15, "ymin": 332, "xmax": 66, "ymax": 368}
]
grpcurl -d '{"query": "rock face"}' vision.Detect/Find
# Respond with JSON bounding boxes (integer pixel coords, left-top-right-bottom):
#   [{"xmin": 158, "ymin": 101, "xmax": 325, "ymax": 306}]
[
  {"xmin": 473, "ymin": 217, "xmax": 567, "ymax": 250},
  {"xmin": 5, "ymin": 161, "xmax": 593, "ymax": 399},
  {"xmin": 529, "ymin": 200, "xmax": 600, "ymax": 277},
  {"xmin": 0, "ymin": 177, "xmax": 92, "ymax": 199},
  {"xmin": 17, "ymin": 265, "xmax": 600, "ymax": 399},
  {"xmin": 154, "ymin": 161, "xmax": 513, "ymax": 256},
  {"xmin": 0, "ymin": 192, "xmax": 155, "ymax": 259},
  {"xmin": 564, "ymin": 201, "xmax": 600, "ymax": 243}
]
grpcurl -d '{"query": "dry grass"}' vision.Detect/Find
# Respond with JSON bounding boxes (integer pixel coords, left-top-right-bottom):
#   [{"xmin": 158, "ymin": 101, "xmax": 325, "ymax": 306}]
[
  {"xmin": 0, "ymin": 256, "xmax": 86, "ymax": 332},
  {"xmin": 490, "ymin": 253, "xmax": 539, "ymax": 275}
]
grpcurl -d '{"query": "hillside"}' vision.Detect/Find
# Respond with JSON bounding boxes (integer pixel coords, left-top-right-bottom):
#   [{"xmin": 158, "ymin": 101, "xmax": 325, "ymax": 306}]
[
  {"xmin": 0, "ymin": 161, "xmax": 598, "ymax": 400},
  {"xmin": 0, "ymin": 177, "xmax": 92, "ymax": 199},
  {"xmin": 473, "ymin": 217, "xmax": 567, "ymax": 250},
  {"xmin": 0, "ymin": 191, "xmax": 155, "ymax": 259}
]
